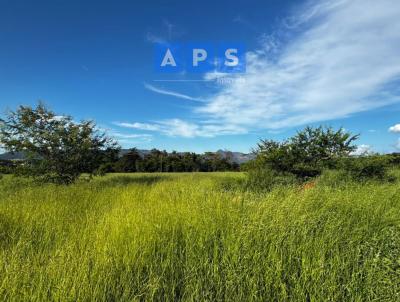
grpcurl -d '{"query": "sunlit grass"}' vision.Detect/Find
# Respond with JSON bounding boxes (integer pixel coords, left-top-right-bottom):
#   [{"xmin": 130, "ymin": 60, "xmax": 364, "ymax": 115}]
[{"xmin": 0, "ymin": 172, "xmax": 399, "ymax": 301}]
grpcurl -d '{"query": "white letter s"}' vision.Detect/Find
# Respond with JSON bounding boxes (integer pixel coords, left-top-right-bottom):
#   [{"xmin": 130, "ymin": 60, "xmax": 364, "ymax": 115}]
[{"xmin": 225, "ymin": 49, "xmax": 239, "ymax": 66}]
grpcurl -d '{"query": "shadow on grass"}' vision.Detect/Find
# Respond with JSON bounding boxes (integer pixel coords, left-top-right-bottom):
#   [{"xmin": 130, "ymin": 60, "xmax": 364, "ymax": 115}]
[{"xmin": 96, "ymin": 175, "xmax": 168, "ymax": 187}]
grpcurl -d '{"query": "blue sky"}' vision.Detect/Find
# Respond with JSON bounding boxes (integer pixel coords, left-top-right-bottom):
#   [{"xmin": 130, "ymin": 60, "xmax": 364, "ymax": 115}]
[{"xmin": 1, "ymin": 0, "xmax": 400, "ymax": 153}]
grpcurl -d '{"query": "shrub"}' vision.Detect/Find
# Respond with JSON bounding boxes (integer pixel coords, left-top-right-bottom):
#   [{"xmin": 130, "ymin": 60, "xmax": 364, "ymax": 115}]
[
  {"xmin": 245, "ymin": 126, "xmax": 360, "ymax": 190},
  {"xmin": 340, "ymin": 156, "xmax": 394, "ymax": 182},
  {"xmin": 254, "ymin": 126, "xmax": 358, "ymax": 179},
  {"xmin": 317, "ymin": 156, "xmax": 396, "ymax": 187},
  {"xmin": 388, "ymin": 153, "xmax": 400, "ymax": 166}
]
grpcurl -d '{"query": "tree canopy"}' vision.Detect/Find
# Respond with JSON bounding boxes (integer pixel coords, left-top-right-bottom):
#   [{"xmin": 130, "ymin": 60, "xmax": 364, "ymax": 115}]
[
  {"xmin": 255, "ymin": 126, "xmax": 359, "ymax": 178},
  {"xmin": 0, "ymin": 103, "xmax": 118, "ymax": 184}
]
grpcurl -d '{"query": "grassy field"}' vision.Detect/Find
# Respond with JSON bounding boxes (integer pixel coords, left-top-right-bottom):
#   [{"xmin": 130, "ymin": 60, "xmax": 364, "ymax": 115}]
[{"xmin": 0, "ymin": 172, "xmax": 399, "ymax": 301}]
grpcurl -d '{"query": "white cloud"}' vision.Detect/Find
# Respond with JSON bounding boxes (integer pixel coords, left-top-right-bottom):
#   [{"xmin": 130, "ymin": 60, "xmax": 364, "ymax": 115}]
[
  {"xmin": 136, "ymin": 0, "xmax": 400, "ymax": 138},
  {"xmin": 99, "ymin": 126, "xmax": 154, "ymax": 144},
  {"xmin": 144, "ymin": 83, "xmax": 203, "ymax": 102},
  {"xmin": 110, "ymin": 132, "xmax": 153, "ymax": 146},
  {"xmin": 389, "ymin": 124, "xmax": 400, "ymax": 133},
  {"xmin": 113, "ymin": 122, "xmax": 161, "ymax": 131},
  {"xmin": 111, "ymin": 132, "xmax": 152, "ymax": 139},
  {"xmin": 351, "ymin": 144, "xmax": 374, "ymax": 156},
  {"xmin": 114, "ymin": 119, "xmax": 246, "ymax": 138},
  {"xmin": 197, "ymin": 0, "xmax": 400, "ymax": 131},
  {"xmin": 158, "ymin": 119, "xmax": 200, "ymax": 137}
]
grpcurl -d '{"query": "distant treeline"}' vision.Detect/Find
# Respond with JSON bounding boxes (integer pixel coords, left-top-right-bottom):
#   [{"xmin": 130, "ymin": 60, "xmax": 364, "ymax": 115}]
[
  {"xmin": 0, "ymin": 149, "xmax": 240, "ymax": 174},
  {"xmin": 101, "ymin": 148, "xmax": 240, "ymax": 173},
  {"xmin": 3, "ymin": 149, "xmax": 400, "ymax": 176}
]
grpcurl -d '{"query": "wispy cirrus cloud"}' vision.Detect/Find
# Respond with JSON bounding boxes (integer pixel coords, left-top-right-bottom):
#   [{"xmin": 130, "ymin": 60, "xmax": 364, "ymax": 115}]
[
  {"xmin": 111, "ymin": 132, "xmax": 152, "ymax": 139},
  {"xmin": 98, "ymin": 125, "xmax": 153, "ymax": 144},
  {"xmin": 114, "ymin": 119, "xmax": 246, "ymax": 138},
  {"xmin": 144, "ymin": 83, "xmax": 203, "ymax": 102},
  {"xmin": 114, "ymin": 122, "xmax": 161, "ymax": 131},
  {"xmin": 110, "ymin": 132, "xmax": 153, "ymax": 146},
  {"xmin": 198, "ymin": 0, "xmax": 400, "ymax": 131},
  {"xmin": 137, "ymin": 0, "xmax": 400, "ymax": 138}
]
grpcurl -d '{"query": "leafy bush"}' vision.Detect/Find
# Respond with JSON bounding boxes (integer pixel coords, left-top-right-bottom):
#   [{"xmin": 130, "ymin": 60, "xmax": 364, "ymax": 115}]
[
  {"xmin": 254, "ymin": 126, "xmax": 358, "ymax": 179},
  {"xmin": 340, "ymin": 156, "xmax": 395, "ymax": 182},
  {"xmin": 317, "ymin": 156, "xmax": 396, "ymax": 187},
  {"xmin": 244, "ymin": 126, "xmax": 360, "ymax": 190},
  {"xmin": 387, "ymin": 153, "xmax": 400, "ymax": 166}
]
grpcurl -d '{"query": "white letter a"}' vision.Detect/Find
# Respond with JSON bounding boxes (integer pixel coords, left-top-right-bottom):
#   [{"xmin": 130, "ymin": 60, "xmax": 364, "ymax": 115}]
[{"xmin": 161, "ymin": 48, "xmax": 177, "ymax": 67}]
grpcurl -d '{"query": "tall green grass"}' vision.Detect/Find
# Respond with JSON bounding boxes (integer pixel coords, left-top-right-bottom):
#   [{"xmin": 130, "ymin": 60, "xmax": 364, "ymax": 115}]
[{"xmin": 0, "ymin": 173, "xmax": 399, "ymax": 301}]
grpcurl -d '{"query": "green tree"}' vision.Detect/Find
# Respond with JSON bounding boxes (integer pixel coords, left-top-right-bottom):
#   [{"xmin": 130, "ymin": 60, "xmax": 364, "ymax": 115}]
[
  {"xmin": 256, "ymin": 126, "xmax": 359, "ymax": 178},
  {"xmin": 0, "ymin": 103, "xmax": 119, "ymax": 184},
  {"xmin": 115, "ymin": 148, "xmax": 141, "ymax": 172}
]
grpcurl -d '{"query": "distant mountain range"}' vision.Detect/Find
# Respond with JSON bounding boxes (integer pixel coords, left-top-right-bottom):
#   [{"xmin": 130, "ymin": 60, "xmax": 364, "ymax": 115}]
[
  {"xmin": 0, "ymin": 149, "xmax": 255, "ymax": 164},
  {"xmin": 215, "ymin": 150, "xmax": 255, "ymax": 164},
  {"xmin": 0, "ymin": 151, "xmax": 26, "ymax": 161}
]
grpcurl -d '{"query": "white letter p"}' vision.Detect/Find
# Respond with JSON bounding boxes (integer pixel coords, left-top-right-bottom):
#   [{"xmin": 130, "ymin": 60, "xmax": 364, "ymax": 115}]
[{"xmin": 193, "ymin": 49, "xmax": 207, "ymax": 66}]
